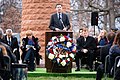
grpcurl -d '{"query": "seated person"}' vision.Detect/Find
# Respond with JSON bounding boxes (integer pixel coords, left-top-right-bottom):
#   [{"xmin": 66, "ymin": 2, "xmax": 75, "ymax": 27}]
[
  {"xmin": 95, "ymin": 29, "xmax": 108, "ymax": 62},
  {"xmin": 0, "ymin": 28, "xmax": 16, "ymax": 63},
  {"xmin": 109, "ymin": 31, "xmax": 120, "ymax": 75},
  {"xmin": 3, "ymin": 29, "xmax": 20, "ymax": 63},
  {"xmin": 75, "ymin": 27, "xmax": 97, "ymax": 71},
  {"xmin": 21, "ymin": 30, "xmax": 40, "ymax": 71},
  {"xmin": 0, "ymin": 45, "xmax": 11, "ymax": 80},
  {"xmin": 97, "ymin": 29, "xmax": 108, "ymax": 47},
  {"xmin": 96, "ymin": 32, "xmax": 115, "ymax": 80},
  {"xmin": 0, "ymin": 28, "xmax": 15, "ymax": 80}
]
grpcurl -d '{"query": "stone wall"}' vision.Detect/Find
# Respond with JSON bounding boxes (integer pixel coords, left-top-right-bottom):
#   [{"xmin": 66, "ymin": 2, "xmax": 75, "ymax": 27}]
[{"xmin": 21, "ymin": 0, "xmax": 70, "ymax": 67}]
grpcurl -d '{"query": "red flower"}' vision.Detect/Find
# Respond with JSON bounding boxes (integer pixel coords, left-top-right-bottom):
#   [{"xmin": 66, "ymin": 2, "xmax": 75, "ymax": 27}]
[
  {"xmin": 64, "ymin": 36, "xmax": 68, "ymax": 40},
  {"xmin": 66, "ymin": 60, "xmax": 69, "ymax": 63},
  {"xmin": 69, "ymin": 40, "xmax": 73, "ymax": 43},
  {"xmin": 70, "ymin": 58, "xmax": 72, "ymax": 61},
  {"xmin": 49, "ymin": 49, "xmax": 54, "ymax": 54},
  {"xmin": 59, "ymin": 59, "xmax": 62, "ymax": 62}
]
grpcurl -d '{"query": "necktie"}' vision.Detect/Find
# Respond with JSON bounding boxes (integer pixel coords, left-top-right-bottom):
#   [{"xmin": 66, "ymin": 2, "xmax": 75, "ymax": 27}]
[
  {"xmin": 84, "ymin": 38, "xmax": 86, "ymax": 42},
  {"xmin": 59, "ymin": 13, "xmax": 61, "ymax": 20},
  {"xmin": 8, "ymin": 38, "xmax": 11, "ymax": 45}
]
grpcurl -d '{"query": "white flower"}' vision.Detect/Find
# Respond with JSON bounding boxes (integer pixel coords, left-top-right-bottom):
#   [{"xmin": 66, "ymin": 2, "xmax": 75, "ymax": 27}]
[
  {"xmin": 48, "ymin": 53, "xmax": 54, "ymax": 60},
  {"xmin": 69, "ymin": 53, "xmax": 74, "ymax": 58},
  {"xmin": 59, "ymin": 54, "xmax": 65, "ymax": 59},
  {"xmin": 52, "ymin": 36, "xmax": 57, "ymax": 40},
  {"xmin": 59, "ymin": 36, "xmax": 65, "ymax": 42},
  {"xmin": 68, "ymin": 37, "xmax": 72, "ymax": 41},
  {"xmin": 53, "ymin": 49, "xmax": 58, "ymax": 54},
  {"xmin": 57, "ymin": 58, "xmax": 60, "ymax": 63},
  {"xmin": 56, "ymin": 38, "xmax": 59, "ymax": 42},
  {"xmin": 67, "ymin": 58, "xmax": 70, "ymax": 61},
  {"xmin": 59, "ymin": 54, "xmax": 62, "ymax": 59},
  {"xmin": 48, "ymin": 41, "xmax": 53, "ymax": 45},
  {"xmin": 61, "ymin": 60, "xmax": 66, "ymax": 66},
  {"xmin": 66, "ymin": 42, "xmax": 72, "ymax": 47},
  {"xmin": 66, "ymin": 53, "xmax": 68, "ymax": 57}
]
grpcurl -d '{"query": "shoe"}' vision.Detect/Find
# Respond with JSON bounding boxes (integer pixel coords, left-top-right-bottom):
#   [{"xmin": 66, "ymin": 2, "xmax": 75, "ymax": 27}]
[
  {"xmin": 75, "ymin": 68, "xmax": 80, "ymax": 71},
  {"xmin": 89, "ymin": 68, "xmax": 93, "ymax": 72},
  {"xmin": 89, "ymin": 69, "xmax": 93, "ymax": 72}
]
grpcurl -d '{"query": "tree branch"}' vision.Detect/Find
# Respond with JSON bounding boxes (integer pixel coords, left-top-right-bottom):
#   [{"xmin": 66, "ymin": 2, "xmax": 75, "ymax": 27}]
[{"xmin": 70, "ymin": 8, "xmax": 109, "ymax": 12}]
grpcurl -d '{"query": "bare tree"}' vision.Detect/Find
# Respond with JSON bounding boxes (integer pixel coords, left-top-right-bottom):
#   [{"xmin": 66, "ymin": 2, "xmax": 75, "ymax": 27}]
[
  {"xmin": 70, "ymin": 0, "xmax": 120, "ymax": 39},
  {"xmin": 0, "ymin": 0, "xmax": 22, "ymax": 33}
]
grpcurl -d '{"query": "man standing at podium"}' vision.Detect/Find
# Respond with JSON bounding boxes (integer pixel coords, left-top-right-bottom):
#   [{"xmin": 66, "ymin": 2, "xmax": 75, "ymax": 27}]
[{"xmin": 49, "ymin": 4, "xmax": 71, "ymax": 31}]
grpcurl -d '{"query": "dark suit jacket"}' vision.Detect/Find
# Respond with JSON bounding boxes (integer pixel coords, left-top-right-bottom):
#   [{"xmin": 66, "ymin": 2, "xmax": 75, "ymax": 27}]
[
  {"xmin": 3, "ymin": 35, "xmax": 19, "ymax": 51},
  {"xmin": 3, "ymin": 35, "xmax": 20, "ymax": 61},
  {"xmin": 49, "ymin": 13, "xmax": 70, "ymax": 31},
  {"xmin": 76, "ymin": 36, "xmax": 97, "ymax": 52}
]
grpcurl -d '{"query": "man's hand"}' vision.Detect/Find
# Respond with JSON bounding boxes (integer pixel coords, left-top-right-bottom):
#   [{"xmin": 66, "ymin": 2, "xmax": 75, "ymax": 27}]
[
  {"xmin": 82, "ymin": 49, "xmax": 88, "ymax": 53},
  {"xmin": 55, "ymin": 28, "xmax": 61, "ymax": 31},
  {"xmin": 63, "ymin": 27, "xmax": 67, "ymax": 31}
]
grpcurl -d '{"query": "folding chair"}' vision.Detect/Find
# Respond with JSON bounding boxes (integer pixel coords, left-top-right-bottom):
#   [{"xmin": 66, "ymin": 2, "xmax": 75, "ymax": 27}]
[
  {"xmin": 0, "ymin": 55, "xmax": 11, "ymax": 80},
  {"xmin": 113, "ymin": 56, "xmax": 120, "ymax": 79},
  {"xmin": 104, "ymin": 55, "xmax": 110, "ymax": 80},
  {"xmin": 3, "ymin": 55, "xmax": 11, "ymax": 71}
]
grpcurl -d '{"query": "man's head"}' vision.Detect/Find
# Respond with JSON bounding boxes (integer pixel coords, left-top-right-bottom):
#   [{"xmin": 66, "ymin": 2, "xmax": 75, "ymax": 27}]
[
  {"xmin": 82, "ymin": 28, "xmax": 89, "ymax": 38},
  {"xmin": 6, "ymin": 29, "xmax": 12, "ymax": 37},
  {"xmin": 55, "ymin": 4, "xmax": 62, "ymax": 13}
]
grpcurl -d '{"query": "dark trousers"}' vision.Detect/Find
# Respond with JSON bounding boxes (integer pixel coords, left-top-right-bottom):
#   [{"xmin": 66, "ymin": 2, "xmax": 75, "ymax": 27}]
[
  {"xmin": 96, "ymin": 64, "xmax": 104, "ymax": 80},
  {"xmin": 35, "ymin": 53, "xmax": 40, "ymax": 65},
  {"xmin": 24, "ymin": 48, "xmax": 35, "ymax": 71},
  {"xmin": 75, "ymin": 51, "xmax": 94, "ymax": 69}
]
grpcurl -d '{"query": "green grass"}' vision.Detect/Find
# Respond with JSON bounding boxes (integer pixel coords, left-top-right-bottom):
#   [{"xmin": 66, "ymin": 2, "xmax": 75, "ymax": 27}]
[
  {"xmin": 27, "ymin": 68, "xmax": 113, "ymax": 80},
  {"xmin": 28, "ymin": 77, "xmax": 95, "ymax": 80},
  {"xmin": 28, "ymin": 77, "xmax": 112, "ymax": 80},
  {"xmin": 28, "ymin": 68, "xmax": 96, "ymax": 78}
]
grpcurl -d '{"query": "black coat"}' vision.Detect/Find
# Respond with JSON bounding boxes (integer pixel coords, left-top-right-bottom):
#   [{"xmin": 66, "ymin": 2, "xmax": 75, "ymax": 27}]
[
  {"xmin": 76, "ymin": 36, "xmax": 97, "ymax": 52},
  {"xmin": 49, "ymin": 13, "xmax": 70, "ymax": 31},
  {"xmin": 3, "ymin": 35, "xmax": 20, "ymax": 61},
  {"xmin": 21, "ymin": 36, "xmax": 41, "ymax": 61}
]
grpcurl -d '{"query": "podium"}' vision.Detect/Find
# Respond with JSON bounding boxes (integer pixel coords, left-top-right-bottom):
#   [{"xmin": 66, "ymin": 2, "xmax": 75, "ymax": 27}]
[{"xmin": 45, "ymin": 31, "xmax": 73, "ymax": 73}]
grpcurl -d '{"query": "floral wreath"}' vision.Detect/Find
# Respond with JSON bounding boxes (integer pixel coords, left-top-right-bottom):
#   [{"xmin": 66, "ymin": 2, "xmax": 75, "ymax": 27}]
[{"xmin": 46, "ymin": 34, "xmax": 76, "ymax": 66}]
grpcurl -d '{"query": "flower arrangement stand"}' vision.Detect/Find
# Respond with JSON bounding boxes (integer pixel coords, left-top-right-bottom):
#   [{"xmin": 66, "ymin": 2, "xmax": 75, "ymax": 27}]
[{"xmin": 45, "ymin": 31, "xmax": 73, "ymax": 73}]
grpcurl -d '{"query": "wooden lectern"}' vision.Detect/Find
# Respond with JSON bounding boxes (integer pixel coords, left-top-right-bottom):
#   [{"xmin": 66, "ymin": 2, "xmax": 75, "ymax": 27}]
[{"xmin": 45, "ymin": 31, "xmax": 73, "ymax": 73}]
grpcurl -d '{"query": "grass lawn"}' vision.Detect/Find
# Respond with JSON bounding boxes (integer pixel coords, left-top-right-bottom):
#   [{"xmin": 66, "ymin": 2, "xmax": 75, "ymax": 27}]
[
  {"xmin": 28, "ymin": 77, "xmax": 112, "ymax": 80},
  {"xmin": 27, "ymin": 68, "xmax": 113, "ymax": 80}
]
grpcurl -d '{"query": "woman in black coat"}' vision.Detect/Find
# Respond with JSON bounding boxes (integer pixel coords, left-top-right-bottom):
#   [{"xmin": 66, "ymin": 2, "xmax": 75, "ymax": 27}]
[{"xmin": 21, "ymin": 30, "xmax": 41, "ymax": 71}]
